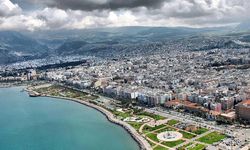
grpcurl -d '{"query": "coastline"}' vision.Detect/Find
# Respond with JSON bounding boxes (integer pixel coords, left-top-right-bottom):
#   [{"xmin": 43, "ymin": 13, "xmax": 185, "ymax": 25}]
[{"xmin": 26, "ymin": 87, "xmax": 151, "ymax": 150}]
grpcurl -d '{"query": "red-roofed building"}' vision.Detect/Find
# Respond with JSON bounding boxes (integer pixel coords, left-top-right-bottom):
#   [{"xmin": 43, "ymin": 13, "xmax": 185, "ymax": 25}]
[{"xmin": 235, "ymin": 100, "xmax": 250, "ymax": 123}]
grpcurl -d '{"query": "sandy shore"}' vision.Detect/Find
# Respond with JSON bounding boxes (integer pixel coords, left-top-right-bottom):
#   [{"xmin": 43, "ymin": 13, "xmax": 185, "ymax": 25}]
[{"xmin": 26, "ymin": 86, "xmax": 152, "ymax": 150}]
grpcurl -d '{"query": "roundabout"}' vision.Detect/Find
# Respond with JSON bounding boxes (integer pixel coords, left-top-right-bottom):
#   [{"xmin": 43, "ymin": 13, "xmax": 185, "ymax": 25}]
[{"xmin": 157, "ymin": 131, "xmax": 183, "ymax": 142}]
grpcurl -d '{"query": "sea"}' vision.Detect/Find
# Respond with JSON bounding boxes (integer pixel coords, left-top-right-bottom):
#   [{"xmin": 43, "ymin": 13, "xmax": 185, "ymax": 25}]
[{"xmin": 0, "ymin": 87, "xmax": 139, "ymax": 150}]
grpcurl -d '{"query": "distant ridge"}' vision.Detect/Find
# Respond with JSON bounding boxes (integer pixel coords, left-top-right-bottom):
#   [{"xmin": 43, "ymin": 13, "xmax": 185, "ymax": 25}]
[
  {"xmin": 235, "ymin": 20, "xmax": 250, "ymax": 32},
  {"xmin": 0, "ymin": 25, "xmax": 249, "ymax": 65},
  {"xmin": 0, "ymin": 31, "xmax": 49, "ymax": 64}
]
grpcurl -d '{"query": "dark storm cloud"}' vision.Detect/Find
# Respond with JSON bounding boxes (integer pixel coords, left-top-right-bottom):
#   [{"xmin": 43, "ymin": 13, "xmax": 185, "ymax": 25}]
[{"xmin": 37, "ymin": 0, "xmax": 166, "ymax": 11}]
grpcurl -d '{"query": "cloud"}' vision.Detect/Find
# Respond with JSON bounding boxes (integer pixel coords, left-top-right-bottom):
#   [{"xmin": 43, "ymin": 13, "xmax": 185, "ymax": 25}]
[
  {"xmin": 31, "ymin": 8, "xmax": 137, "ymax": 29},
  {"xmin": 135, "ymin": 0, "xmax": 248, "ymax": 27},
  {"xmin": 0, "ymin": 0, "xmax": 249, "ymax": 30},
  {"xmin": 0, "ymin": 15, "xmax": 45, "ymax": 31},
  {"xmin": 32, "ymin": 0, "xmax": 166, "ymax": 11},
  {"xmin": 36, "ymin": 8, "xmax": 69, "ymax": 29},
  {"xmin": 0, "ymin": 0, "xmax": 22, "ymax": 17}
]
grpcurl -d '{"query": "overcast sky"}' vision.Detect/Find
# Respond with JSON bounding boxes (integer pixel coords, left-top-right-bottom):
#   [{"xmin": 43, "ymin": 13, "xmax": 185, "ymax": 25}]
[{"xmin": 0, "ymin": 0, "xmax": 249, "ymax": 31}]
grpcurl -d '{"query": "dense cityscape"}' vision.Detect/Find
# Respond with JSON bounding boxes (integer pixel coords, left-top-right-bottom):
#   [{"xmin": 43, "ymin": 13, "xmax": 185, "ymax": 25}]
[
  {"xmin": 1, "ymin": 42, "xmax": 250, "ymax": 149},
  {"xmin": 1, "ymin": 42, "xmax": 250, "ymax": 123}
]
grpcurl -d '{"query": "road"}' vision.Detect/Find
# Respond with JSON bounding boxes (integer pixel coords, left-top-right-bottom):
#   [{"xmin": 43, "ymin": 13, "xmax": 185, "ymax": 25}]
[{"xmin": 145, "ymin": 108, "xmax": 225, "ymax": 132}]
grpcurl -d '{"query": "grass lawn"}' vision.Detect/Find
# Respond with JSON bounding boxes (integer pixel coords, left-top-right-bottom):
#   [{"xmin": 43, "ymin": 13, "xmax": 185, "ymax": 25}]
[
  {"xmin": 197, "ymin": 131, "xmax": 226, "ymax": 144},
  {"xmin": 154, "ymin": 145, "xmax": 168, "ymax": 150},
  {"xmin": 179, "ymin": 130, "xmax": 196, "ymax": 139},
  {"xmin": 85, "ymin": 95, "xmax": 99, "ymax": 100},
  {"xmin": 35, "ymin": 85, "xmax": 61, "ymax": 96},
  {"xmin": 35, "ymin": 85, "xmax": 98, "ymax": 100},
  {"xmin": 192, "ymin": 127, "xmax": 208, "ymax": 135},
  {"xmin": 112, "ymin": 111, "xmax": 132, "ymax": 119},
  {"xmin": 155, "ymin": 126, "xmax": 176, "ymax": 133},
  {"xmin": 128, "ymin": 122, "xmax": 143, "ymax": 131},
  {"xmin": 146, "ymin": 133, "xmax": 159, "ymax": 142},
  {"xmin": 136, "ymin": 111, "xmax": 166, "ymax": 120},
  {"xmin": 143, "ymin": 124, "xmax": 166, "ymax": 133},
  {"xmin": 161, "ymin": 140, "xmax": 185, "ymax": 147},
  {"xmin": 187, "ymin": 143, "xmax": 206, "ymax": 150},
  {"xmin": 177, "ymin": 142, "xmax": 193, "ymax": 150},
  {"xmin": 167, "ymin": 119, "xmax": 180, "ymax": 126}
]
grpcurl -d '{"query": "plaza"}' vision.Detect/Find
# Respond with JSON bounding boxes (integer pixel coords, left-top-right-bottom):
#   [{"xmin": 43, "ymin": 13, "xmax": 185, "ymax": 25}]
[{"xmin": 157, "ymin": 131, "xmax": 183, "ymax": 142}]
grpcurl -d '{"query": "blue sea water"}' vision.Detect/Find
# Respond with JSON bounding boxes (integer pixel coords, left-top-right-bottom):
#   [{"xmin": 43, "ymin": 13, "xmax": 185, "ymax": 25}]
[{"xmin": 0, "ymin": 87, "xmax": 139, "ymax": 150}]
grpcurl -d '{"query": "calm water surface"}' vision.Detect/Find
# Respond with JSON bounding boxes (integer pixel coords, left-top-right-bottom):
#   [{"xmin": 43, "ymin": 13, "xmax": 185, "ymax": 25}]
[{"xmin": 0, "ymin": 87, "xmax": 139, "ymax": 150}]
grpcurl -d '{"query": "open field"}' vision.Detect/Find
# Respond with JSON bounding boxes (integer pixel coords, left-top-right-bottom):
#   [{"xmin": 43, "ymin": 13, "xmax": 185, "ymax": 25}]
[
  {"xmin": 111, "ymin": 110, "xmax": 132, "ymax": 119},
  {"xmin": 197, "ymin": 131, "xmax": 226, "ymax": 144},
  {"xmin": 34, "ymin": 85, "xmax": 98, "ymax": 100},
  {"xmin": 167, "ymin": 119, "xmax": 180, "ymax": 126},
  {"xmin": 179, "ymin": 130, "xmax": 196, "ymax": 139},
  {"xmin": 192, "ymin": 127, "xmax": 208, "ymax": 135},
  {"xmin": 187, "ymin": 143, "xmax": 206, "ymax": 150},
  {"xmin": 135, "ymin": 111, "xmax": 166, "ymax": 120},
  {"xmin": 147, "ymin": 133, "xmax": 160, "ymax": 142},
  {"xmin": 161, "ymin": 139, "xmax": 185, "ymax": 147},
  {"xmin": 143, "ymin": 124, "xmax": 166, "ymax": 133},
  {"xmin": 153, "ymin": 145, "xmax": 168, "ymax": 150},
  {"xmin": 154, "ymin": 126, "xmax": 176, "ymax": 133},
  {"xmin": 177, "ymin": 142, "xmax": 193, "ymax": 150},
  {"xmin": 128, "ymin": 122, "xmax": 143, "ymax": 131}
]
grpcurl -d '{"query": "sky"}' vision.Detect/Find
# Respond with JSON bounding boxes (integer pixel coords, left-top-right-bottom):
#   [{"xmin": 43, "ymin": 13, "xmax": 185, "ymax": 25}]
[{"xmin": 0, "ymin": 0, "xmax": 249, "ymax": 31}]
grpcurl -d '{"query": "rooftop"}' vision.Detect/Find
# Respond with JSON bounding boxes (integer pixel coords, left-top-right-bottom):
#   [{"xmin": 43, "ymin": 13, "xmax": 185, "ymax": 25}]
[{"xmin": 237, "ymin": 100, "xmax": 250, "ymax": 108}]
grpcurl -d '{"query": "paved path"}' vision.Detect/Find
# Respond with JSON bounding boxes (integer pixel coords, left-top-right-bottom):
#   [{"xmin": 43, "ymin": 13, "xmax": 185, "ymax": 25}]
[
  {"xmin": 146, "ymin": 136, "xmax": 170, "ymax": 149},
  {"xmin": 139, "ymin": 123, "xmax": 147, "ymax": 133}
]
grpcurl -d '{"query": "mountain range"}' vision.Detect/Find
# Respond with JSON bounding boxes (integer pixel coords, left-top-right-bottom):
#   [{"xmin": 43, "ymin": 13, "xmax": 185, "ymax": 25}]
[{"xmin": 0, "ymin": 23, "xmax": 250, "ymax": 65}]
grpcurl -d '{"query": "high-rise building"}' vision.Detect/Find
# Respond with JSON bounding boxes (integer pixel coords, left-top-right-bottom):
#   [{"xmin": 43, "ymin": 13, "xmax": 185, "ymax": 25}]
[{"xmin": 27, "ymin": 69, "xmax": 37, "ymax": 81}]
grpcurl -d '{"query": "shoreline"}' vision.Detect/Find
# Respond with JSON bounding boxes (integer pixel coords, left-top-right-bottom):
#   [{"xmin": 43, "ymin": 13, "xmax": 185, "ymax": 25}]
[
  {"xmin": 26, "ymin": 87, "xmax": 151, "ymax": 150},
  {"xmin": 43, "ymin": 95, "xmax": 152, "ymax": 150}
]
